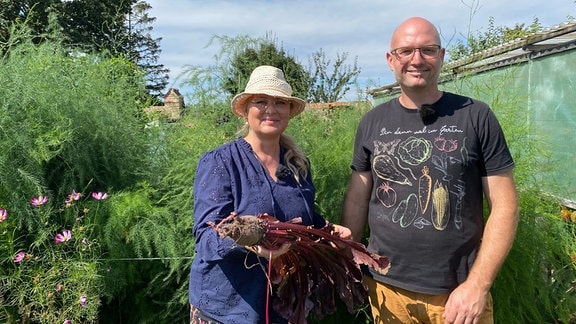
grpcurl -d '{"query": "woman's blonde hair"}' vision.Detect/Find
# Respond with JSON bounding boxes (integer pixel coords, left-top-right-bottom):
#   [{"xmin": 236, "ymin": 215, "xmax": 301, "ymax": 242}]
[{"xmin": 279, "ymin": 133, "xmax": 309, "ymax": 184}]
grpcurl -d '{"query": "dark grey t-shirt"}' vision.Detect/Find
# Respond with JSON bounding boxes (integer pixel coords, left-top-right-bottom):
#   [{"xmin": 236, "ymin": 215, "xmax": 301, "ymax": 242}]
[{"xmin": 351, "ymin": 92, "xmax": 514, "ymax": 294}]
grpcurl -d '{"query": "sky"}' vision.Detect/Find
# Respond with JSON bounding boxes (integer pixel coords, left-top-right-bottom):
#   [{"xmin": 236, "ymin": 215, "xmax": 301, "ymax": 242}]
[{"xmin": 146, "ymin": 0, "xmax": 575, "ymax": 100}]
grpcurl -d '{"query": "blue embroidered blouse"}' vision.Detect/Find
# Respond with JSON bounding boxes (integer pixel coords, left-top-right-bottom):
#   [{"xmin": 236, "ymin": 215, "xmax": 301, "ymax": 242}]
[{"xmin": 189, "ymin": 138, "xmax": 326, "ymax": 324}]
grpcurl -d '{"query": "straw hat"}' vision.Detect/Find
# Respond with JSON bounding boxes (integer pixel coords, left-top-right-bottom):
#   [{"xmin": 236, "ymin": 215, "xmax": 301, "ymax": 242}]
[{"xmin": 231, "ymin": 65, "xmax": 306, "ymax": 118}]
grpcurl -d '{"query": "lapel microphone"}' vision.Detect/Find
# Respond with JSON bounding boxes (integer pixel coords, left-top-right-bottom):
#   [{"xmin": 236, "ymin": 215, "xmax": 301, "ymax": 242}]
[
  {"xmin": 275, "ymin": 164, "xmax": 291, "ymax": 179},
  {"xmin": 419, "ymin": 104, "xmax": 437, "ymax": 124}
]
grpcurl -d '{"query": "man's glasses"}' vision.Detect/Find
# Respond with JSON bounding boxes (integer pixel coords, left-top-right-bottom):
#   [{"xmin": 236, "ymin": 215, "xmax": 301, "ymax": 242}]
[{"xmin": 390, "ymin": 45, "xmax": 441, "ymax": 63}]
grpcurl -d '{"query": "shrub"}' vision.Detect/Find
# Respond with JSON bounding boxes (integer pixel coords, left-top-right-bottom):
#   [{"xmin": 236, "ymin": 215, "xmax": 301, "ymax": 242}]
[{"xmin": 0, "ymin": 190, "xmax": 107, "ymax": 323}]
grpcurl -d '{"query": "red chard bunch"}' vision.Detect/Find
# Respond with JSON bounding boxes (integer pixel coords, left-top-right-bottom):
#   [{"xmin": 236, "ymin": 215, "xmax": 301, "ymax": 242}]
[{"xmin": 210, "ymin": 214, "xmax": 390, "ymax": 324}]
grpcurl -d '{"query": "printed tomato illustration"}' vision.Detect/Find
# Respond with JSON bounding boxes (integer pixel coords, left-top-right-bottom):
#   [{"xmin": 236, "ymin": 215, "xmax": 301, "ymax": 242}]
[{"xmin": 377, "ymin": 182, "xmax": 397, "ymax": 208}]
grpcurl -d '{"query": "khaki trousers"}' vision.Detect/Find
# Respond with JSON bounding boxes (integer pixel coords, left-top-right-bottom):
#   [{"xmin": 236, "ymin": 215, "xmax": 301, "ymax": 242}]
[{"xmin": 364, "ymin": 276, "xmax": 494, "ymax": 324}]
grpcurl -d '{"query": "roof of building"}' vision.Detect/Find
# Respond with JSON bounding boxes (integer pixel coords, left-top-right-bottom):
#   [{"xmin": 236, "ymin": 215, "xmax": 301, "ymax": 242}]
[{"xmin": 164, "ymin": 88, "xmax": 182, "ymax": 98}]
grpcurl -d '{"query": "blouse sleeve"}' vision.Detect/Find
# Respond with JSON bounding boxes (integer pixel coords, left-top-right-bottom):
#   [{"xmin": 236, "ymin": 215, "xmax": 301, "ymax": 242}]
[{"xmin": 192, "ymin": 149, "xmax": 245, "ymax": 261}]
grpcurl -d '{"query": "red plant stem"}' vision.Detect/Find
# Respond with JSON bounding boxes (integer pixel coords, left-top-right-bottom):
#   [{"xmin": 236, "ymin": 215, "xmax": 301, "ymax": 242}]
[
  {"xmin": 266, "ymin": 249, "xmax": 272, "ymax": 324},
  {"xmin": 211, "ymin": 215, "xmax": 390, "ymax": 323}
]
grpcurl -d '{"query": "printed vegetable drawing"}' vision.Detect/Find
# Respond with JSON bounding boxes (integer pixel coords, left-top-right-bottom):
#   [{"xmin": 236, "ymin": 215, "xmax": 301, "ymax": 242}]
[
  {"xmin": 398, "ymin": 136, "xmax": 433, "ymax": 165},
  {"xmin": 391, "ymin": 193, "xmax": 419, "ymax": 228},
  {"xmin": 376, "ymin": 182, "xmax": 397, "ymax": 208},
  {"xmin": 433, "ymin": 136, "xmax": 458, "ymax": 153},
  {"xmin": 431, "ymin": 180, "xmax": 450, "ymax": 230},
  {"xmin": 209, "ymin": 214, "xmax": 391, "ymax": 324},
  {"xmin": 418, "ymin": 166, "xmax": 432, "ymax": 213},
  {"xmin": 373, "ymin": 154, "xmax": 412, "ymax": 186},
  {"xmin": 460, "ymin": 137, "xmax": 469, "ymax": 169},
  {"xmin": 452, "ymin": 180, "xmax": 466, "ymax": 230}
]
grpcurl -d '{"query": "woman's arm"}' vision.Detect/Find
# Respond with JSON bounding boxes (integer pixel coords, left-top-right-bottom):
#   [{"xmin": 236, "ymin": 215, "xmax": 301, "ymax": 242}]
[{"xmin": 192, "ymin": 151, "xmax": 244, "ymax": 261}]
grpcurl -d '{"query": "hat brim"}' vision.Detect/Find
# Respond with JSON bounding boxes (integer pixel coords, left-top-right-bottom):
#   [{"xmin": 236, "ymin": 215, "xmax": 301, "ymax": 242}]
[{"xmin": 231, "ymin": 92, "xmax": 305, "ymax": 118}]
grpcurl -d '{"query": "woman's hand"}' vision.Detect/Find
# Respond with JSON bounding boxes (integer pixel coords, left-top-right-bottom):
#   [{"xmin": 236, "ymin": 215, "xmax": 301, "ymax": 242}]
[{"xmin": 245, "ymin": 242, "xmax": 291, "ymax": 259}]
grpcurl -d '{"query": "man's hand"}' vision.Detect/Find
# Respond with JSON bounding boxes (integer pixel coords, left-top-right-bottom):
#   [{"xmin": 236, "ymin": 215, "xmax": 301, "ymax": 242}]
[
  {"xmin": 332, "ymin": 224, "xmax": 353, "ymax": 240},
  {"xmin": 443, "ymin": 280, "xmax": 488, "ymax": 324}
]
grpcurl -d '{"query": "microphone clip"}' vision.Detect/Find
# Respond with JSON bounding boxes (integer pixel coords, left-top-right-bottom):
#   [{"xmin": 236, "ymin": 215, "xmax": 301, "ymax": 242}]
[
  {"xmin": 419, "ymin": 104, "xmax": 437, "ymax": 124},
  {"xmin": 275, "ymin": 164, "xmax": 291, "ymax": 179}
]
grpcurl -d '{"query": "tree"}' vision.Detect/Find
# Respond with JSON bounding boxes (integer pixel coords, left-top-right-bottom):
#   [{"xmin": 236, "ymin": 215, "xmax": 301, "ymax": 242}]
[
  {"xmin": 219, "ymin": 34, "xmax": 361, "ymax": 104},
  {"xmin": 57, "ymin": 0, "xmax": 135, "ymax": 53},
  {"xmin": 308, "ymin": 49, "xmax": 361, "ymax": 102},
  {"xmin": 0, "ymin": 0, "xmax": 169, "ymax": 99},
  {"xmin": 124, "ymin": 1, "xmax": 169, "ymax": 98},
  {"xmin": 0, "ymin": 0, "xmax": 58, "ymax": 45},
  {"xmin": 222, "ymin": 35, "xmax": 310, "ymax": 101},
  {"xmin": 180, "ymin": 33, "xmax": 363, "ymax": 115},
  {"xmin": 58, "ymin": 0, "xmax": 168, "ymax": 98}
]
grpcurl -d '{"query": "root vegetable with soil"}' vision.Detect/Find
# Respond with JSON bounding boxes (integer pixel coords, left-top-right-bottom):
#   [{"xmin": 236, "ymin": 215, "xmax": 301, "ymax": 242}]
[{"xmin": 209, "ymin": 213, "xmax": 390, "ymax": 324}]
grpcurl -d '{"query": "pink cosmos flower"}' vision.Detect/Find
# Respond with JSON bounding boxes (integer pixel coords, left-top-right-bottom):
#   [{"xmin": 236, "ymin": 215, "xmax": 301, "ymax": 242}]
[
  {"xmin": 30, "ymin": 195, "xmax": 48, "ymax": 206},
  {"xmin": 54, "ymin": 229, "xmax": 72, "ymax": 244},
  {"xmin": 13, "ymin": 251, "xmax": 25, "ymax": 263},
  {"xmin": 79, "ymin": 294, "xmax": 88, "ymax": 307},
  {"xmin": 65, "ymin": 190, "xmax": 82, "ymax": 207},
  {"xmin": 63, "ymin": 320, "xmax": 72, "ymax": 324},
  {"xmin": 69, "ymin": 190, "xmax": 81, "ymax": 201},
  {"xmin": 0, "ymin": 208, "xmax": 7, "ymax": 222},
  {"xmin": 91, "ymin": 192, "xmax": 108, "ymax": 201}
]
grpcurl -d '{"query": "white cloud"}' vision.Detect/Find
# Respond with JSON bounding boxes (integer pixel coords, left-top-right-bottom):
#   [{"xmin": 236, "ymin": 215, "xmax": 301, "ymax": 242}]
[{"xmin": 147, "ymin": 0, "xmax": 575, "ymax": 98}]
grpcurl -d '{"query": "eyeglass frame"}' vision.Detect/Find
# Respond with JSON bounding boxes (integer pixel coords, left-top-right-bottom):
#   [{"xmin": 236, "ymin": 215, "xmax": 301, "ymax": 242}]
[
  {"xmin": 248, "ymin": 97, "xmax": 291, "ymax": 112},
  {"xmin": 390, "ymin": 45, "xmax": 442, "ymax": 62}
]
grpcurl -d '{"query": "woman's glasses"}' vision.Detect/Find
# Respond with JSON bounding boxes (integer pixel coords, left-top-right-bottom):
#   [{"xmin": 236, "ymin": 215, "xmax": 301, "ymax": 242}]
[{"xmin": 249, "ymin": 98, "xmax": 290, "ymax": 112}]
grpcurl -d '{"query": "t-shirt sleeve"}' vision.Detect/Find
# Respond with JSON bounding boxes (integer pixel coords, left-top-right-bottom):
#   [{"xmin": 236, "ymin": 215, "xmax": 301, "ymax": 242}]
[
  {"xmin": 351, "ymin": 114, "xmax": 373, "ymax": 172},
  {"xmin": 478, "ymin": 106, "xmax": 515, "ymax": 175}
]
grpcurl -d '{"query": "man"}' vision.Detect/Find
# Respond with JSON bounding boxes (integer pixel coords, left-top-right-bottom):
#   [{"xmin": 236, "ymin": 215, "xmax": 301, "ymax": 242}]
[{"xmin": 340, "ymin": 17, "xmax": 518, "ymax": 324}]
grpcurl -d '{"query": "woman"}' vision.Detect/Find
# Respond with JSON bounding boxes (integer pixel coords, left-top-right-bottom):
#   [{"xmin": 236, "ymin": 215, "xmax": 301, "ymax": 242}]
[{"xmin": 189, "ymin": 65, "xmax": 350, "ymax": 324}]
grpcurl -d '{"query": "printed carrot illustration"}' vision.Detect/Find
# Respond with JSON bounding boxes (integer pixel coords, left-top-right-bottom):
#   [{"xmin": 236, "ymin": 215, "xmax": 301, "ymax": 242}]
[{"xmin": 418, "ymin": 166, "xmax": 432, "ymax": 213}]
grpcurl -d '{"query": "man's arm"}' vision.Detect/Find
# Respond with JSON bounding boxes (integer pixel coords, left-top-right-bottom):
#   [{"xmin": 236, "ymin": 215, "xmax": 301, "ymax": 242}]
[
  {"xmin": 444, "ymin": 169, "xmax": 519, "ymax": 323},
  {"xmin": 340, "ymin": 170, "xmax": 373, "ymax": 242}
]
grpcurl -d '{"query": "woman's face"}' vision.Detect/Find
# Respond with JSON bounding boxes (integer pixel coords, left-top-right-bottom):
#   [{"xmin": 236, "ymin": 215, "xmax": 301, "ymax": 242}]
[{"xmin": 244, "ymin": 94, "xmax": 291, "ymax": 139}]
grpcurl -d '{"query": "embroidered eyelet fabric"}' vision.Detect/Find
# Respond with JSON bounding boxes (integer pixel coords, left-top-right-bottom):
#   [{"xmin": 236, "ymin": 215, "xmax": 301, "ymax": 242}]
[{"xmin": 188, "ymin": 138, "xmax": 325, "ymax": 323}]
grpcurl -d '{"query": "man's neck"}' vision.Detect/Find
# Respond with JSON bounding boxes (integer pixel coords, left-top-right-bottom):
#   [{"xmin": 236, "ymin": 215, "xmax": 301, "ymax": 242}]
[{"xmin": 399, "ymin": 89, "xmax": 443, "ymax": 109}]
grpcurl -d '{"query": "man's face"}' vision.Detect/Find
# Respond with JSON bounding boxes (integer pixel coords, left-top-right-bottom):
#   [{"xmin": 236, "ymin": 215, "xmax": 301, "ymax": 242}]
[{"xmin": 386, "ymin": 22, "xmax": 445, "ymax": 91}]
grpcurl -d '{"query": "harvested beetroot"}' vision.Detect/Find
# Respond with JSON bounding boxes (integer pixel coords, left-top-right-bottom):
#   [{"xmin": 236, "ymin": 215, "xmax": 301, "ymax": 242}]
[{"xmin": 209, "ymin": 213, "xmax": 390, "ymax": 324}]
